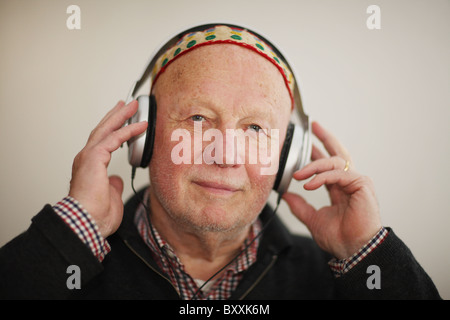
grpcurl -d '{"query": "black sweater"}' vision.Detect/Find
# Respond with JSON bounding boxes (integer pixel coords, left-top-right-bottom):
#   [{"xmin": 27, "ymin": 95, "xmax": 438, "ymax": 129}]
[{"xmin": 0, "ymin": 189, "xmax": 441, "ymax": 299}]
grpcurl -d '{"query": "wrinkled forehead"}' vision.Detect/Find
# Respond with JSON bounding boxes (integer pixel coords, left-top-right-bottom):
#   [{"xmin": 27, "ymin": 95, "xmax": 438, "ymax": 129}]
[
  {"xmin": 150, "ymin": 25, "xmax": 295, "ymax": 110},
  {"xmin": 152, "ymin": 44, "xmax": 292, "ymax": 123}
]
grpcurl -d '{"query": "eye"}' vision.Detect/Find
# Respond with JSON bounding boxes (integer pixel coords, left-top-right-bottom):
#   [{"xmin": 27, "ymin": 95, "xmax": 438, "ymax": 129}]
[
  {"xmin": 191, "ymin": 115, "xmax": 205, "ymax": 122},
  {"xmin": 248, "ymin": 124, "xmax": 262, "ymax": 132}
]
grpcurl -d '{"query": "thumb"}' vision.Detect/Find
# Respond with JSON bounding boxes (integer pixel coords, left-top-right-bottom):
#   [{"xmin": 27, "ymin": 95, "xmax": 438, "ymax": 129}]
[
  {"xmin": 100, "ymin": 175, "xmax": 125, "ymax": 237},
  {"xmin": 109, "ymin": 175, "xmax": 124, "ymax": 195},
  {"xmin": 282, "ymin": 192, "xmax": 316, "ymax": 228}
]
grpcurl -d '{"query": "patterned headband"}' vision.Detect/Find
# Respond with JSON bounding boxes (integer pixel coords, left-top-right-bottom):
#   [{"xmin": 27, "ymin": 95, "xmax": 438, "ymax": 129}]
[{"xmin": 150, "ymin": 25, "xmax": 295, "ymax": 108}]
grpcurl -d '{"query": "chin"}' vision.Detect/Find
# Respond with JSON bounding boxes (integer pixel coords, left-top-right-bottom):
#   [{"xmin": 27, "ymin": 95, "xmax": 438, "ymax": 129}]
[{"xmin": 184, "ymin": 204, "xmax": 244, "ymax": 233}]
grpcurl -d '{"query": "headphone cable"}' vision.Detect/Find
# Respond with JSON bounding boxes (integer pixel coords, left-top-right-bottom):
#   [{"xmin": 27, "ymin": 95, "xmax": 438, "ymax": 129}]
[
  {"xmin": 131, "ymin": 167, "xmax": 189, "ymax": 299},
  {"xmin": 191, "ymin": 197, "xmax": 280, "ymax": 300}
]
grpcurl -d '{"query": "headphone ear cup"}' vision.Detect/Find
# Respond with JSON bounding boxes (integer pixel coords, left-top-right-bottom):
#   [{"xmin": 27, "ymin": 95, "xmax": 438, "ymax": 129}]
[
  {"xmin": 273, "ymin": 122, "xmax": 295, "ymax": 192},
  {"xmin": 140, "ymin": 94, "xmax": 157, "ymax": 168},
  {"xmin": 127, "ymin": 95, "xmax": 148, "ymax": 167},
  {"xmin": 273, "ymin": 122, "xmax": 308, "ymax": 196},
  {"xmin": 127, "ymin": 95, "xmax": 157, "ymax": 168}
]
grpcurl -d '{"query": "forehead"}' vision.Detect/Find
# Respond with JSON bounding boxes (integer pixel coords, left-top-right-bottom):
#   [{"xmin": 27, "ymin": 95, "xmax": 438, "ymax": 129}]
[{"xmin": 152, "ymin": 44, "xmax": 291, "ymax": 117}]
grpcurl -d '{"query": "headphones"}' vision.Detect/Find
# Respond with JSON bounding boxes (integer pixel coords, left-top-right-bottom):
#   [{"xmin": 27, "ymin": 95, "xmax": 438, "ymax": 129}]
[{"xmin": 125, "ymin": 23, "xmax": 311, "ymax": 198}]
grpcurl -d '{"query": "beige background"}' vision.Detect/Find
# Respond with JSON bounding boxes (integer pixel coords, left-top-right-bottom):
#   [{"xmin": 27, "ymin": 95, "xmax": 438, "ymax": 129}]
[{"xmin": 1, "ymin": 0, "xmax": 449, "ymax": 299}]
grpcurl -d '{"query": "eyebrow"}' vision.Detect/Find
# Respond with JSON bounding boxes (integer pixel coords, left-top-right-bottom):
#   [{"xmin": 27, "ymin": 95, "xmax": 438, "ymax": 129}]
[{"xmin": 179, "ymin": 95, "xmax": 280, "ymax": 128}]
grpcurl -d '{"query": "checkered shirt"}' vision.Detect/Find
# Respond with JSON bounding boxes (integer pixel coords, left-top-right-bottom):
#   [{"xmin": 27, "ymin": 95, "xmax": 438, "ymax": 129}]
[
  {"xmin": 52, "ymin": 196, "xmax": 111, "ymax": 261},
  {"xmin": 328, "ymin": 227, "xmax": 389, "ymax": 277}
]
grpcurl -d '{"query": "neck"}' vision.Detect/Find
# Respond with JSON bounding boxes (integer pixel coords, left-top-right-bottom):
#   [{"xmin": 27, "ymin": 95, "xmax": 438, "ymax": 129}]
[{"xmin": 147, "ymin": 188, "xmax": 251, "ymax": 281}]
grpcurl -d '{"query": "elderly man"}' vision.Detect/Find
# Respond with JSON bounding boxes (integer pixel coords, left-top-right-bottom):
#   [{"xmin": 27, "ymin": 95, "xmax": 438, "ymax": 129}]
[{"xmin": 0, "ymin": 24, "xmax": 440, "ymax": 300}]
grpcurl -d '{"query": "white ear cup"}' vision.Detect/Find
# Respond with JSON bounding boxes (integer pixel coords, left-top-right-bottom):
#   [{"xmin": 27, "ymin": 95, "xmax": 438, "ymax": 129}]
[
  {"xmin": 300, "ymin": 119, "xmax": 312, "ymax": 169},
  {"xmin": 128, "ymin": 95, "xmax": 150, "ymax": 167}
]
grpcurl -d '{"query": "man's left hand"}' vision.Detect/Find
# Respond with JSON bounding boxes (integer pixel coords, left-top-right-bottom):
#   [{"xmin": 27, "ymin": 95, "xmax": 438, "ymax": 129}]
[{"xmin": 282, "ymin": 121, "xmax": 382, "ymax": 259}]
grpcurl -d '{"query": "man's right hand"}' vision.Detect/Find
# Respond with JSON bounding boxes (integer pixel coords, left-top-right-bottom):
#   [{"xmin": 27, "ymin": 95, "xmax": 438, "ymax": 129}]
[{"xmin": 68, "ymin": 100, "xmax": 148, "ymax": 238}]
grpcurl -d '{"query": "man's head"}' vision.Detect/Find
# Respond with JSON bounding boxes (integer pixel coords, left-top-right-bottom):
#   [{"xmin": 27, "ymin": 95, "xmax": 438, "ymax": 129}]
[{"xmin": 148, "ymin": 38, "xmax": 292, "ymax": 236}]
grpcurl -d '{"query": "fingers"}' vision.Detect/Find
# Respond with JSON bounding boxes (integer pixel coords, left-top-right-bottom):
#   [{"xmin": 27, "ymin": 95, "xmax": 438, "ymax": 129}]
[
  {"xmin": 291, "ymin": 121, "xmax": 360, "ymax": 195},
  {"xmin": 312, "ymin": 121, "xmax": 351, "ymax": 163},
  {"xmin": 101, "ymin": 120, "xmax": 148, "ymax": 153},
  {"xmin": 97, "ymin": 100, "xmax": 126, "ymax": 127},
  {"xmin": 282, "ymin": 192, "xmax": 316, "ymax": 227},
  {"xmin": 88, "ymin": 100, "xmax": 148, "ymax": 154},
  {"xmin": 293, "ymin": 121, "xmax": 355, "ymax": 187},
  {"xmin": 74, "ymin": 101, "xmax": 148, "ymax": 169},
  {"xmin": 294, "ymin": 151, "xmax": 360, "ymax": 192},
  {"xmin": 88, "ymin": 100, "xmax": 140, "ymax": 147},
  {"xmin": 294, "ymin": 156, "xmax": 347, "ymax": 180},
  {"xmin": 303, "ymin": 169, "xmax": 365, "ymax": 195},
  {"xmin": 311, "ymin": 144, "xmax": 326, "ymax": 161}
]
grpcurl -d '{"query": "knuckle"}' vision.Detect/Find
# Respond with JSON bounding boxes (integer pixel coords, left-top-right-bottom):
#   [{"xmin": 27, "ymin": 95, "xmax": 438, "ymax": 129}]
[
  {"xmin": 73, "ymin": 150, "xmax": 83, "ymax": 164},
  {"xmin": 73, "ymin": 149, "xmax": 89, "ymax": 165},
  {"xmin": 365, "ymin": 175, "xmax": 374, "ymax": 186},
  {"xmin": 330, "ymin": 156, "xmax": 344, "ymax": 170},
  {"xmin": 359, "ymin": 175, "xmax": 373, "ymax": 186},
  {"xmin": 88, "ymin": 128, "xmax": 98, "ymax": 140},
  {"xmin": 108, "ymin": 131, "xmax": 123, "ymax": 146}
]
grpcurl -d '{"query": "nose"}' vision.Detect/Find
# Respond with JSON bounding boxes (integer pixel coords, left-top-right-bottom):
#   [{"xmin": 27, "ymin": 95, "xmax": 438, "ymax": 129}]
[
  {"xmin": 202, "ymin": 125, "xmax": 245, "ymax": 168},
  {"xmin": 223, "ymin": 128, "xmax": 247, "ymax": 167}
]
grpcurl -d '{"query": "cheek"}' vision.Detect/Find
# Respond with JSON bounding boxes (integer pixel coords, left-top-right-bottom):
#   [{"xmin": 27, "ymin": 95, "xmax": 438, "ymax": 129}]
[
  {"xmin": 149, "ymin": 123, "xmax": 184, "ymax": 192},
  {"xmin": 245, "ymin": 163, "xmax": 276, "ymax": 204}
]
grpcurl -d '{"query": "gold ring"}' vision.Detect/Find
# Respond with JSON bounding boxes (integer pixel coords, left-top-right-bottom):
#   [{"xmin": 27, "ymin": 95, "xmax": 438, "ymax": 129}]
[{"xmin": 343, "ymin": 160, "xmax": 350, "ymax": 172}]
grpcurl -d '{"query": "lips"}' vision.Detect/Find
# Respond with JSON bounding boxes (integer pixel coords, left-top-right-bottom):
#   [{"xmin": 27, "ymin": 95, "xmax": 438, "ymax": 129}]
[{"xmin": 192, "ymin": 180, "xmax": 242, "ymax": 195}]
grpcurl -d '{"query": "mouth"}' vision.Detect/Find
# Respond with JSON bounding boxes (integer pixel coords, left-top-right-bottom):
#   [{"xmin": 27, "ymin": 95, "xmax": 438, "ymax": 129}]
[{"xmin": 192, "ymin": 180, "xmax": 242, "ymax": 196}]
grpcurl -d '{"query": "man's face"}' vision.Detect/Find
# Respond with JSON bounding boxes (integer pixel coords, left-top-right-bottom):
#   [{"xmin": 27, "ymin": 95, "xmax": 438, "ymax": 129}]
[{"xmin": 149, "ymin": 44, "xmax": 291, "ymax": 234}]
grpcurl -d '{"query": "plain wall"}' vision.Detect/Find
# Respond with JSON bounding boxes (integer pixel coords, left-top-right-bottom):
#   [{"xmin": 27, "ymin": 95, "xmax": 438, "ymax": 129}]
[{"xmin": 1, "ymin": 0, "xmax": 449, "ymax": 299}]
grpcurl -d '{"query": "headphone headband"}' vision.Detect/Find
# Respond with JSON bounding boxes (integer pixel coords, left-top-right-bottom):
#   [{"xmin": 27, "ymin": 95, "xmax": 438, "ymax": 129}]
[{"xmin": 127, "ymin": 23, "xmax": 308, "ymax": 121}]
